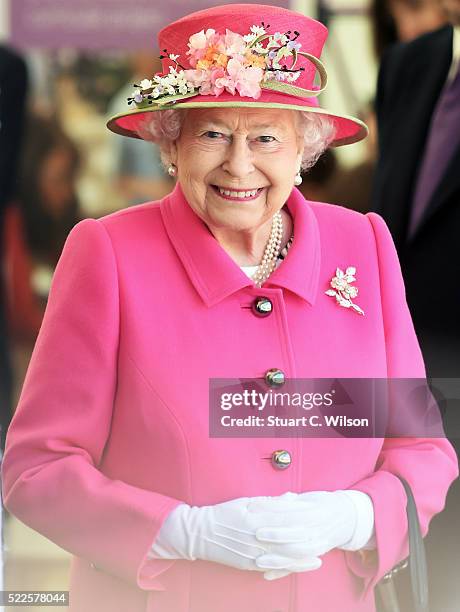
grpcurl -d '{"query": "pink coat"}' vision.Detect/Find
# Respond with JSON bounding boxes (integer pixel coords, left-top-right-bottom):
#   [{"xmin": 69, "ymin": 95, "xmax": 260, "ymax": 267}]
[{"xmin": 2, "ymin": 184, "xmax": 458, "ymax": 612}]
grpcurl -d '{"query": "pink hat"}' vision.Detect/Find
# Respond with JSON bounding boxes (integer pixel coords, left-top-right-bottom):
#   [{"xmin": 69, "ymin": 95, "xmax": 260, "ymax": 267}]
[{"xmin": 106, "ymin": 3, "xmax": 367, "ymax": 146}]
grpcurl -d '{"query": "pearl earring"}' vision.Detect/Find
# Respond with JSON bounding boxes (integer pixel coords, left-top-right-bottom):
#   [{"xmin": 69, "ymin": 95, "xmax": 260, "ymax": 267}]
[
  {"xmin": 294, "ymin": 172, "xmax": 302, "ymax": 186},
  {"xmin": 167, "ymin": 163, "xmax": 178, "ymax": 177}
]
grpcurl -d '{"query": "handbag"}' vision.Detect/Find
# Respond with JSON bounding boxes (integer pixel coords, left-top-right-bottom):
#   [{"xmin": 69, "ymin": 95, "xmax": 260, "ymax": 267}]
[{"xmin": 376, "ymin": 476, "xmax": 429, "ymax": 612}]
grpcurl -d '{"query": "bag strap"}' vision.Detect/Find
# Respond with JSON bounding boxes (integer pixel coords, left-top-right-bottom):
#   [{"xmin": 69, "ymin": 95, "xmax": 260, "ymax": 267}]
[{"xmin": 397, "ymin": 476, "xmax": 429, "ymax": 612}]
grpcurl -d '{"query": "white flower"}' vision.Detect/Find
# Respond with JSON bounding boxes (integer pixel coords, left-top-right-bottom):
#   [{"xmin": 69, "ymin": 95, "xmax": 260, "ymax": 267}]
[
  {"xmin": 139, "ymin": 79, "xmax": 153, "ymax": 90},
  {"xmin": 344, "ymin": 285, "xmax": 358, "ymax": 298},
  {"xmin": 250, "ymin": 24, "xmax": 266, "ymax": 36},
  {"xmin": 169, "ymin": 53, "xmax": 180, "ymax": 62},
  {"xmin": 331, "ymin": 276, "xmax": 347, "ymax": 290},
  {"xmin": 325, "ymin": 266, "xmax": 364, "ymax": 316},
  {"xmin": 252, "ymin": 43, "xmax": 266, "ymax": 54},
  {"xmin": 188, "ymin": 29, "xmax": 207, "ymax": 50}
]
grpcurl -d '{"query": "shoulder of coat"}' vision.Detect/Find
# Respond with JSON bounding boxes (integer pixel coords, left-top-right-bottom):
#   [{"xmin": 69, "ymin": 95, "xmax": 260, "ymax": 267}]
[
  {"xmin": 307, "ymin": 201, "xmax": 373, "ymax": 249},
  {"xmin": 308, "ymin": 200, "xmax": 368, "ymax": 226},
  {"xmin": 97, "ymin": 200, "xmax": 162, "ymax": 228}
]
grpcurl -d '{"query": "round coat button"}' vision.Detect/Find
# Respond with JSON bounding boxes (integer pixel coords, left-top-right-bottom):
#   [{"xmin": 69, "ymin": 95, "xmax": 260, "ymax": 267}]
[
  {"xmin": 271, "ymin": 450, "xmax": 292, "ymax": 470},
  {"xmin": 265, "ymin": 368, "xmax": 285, "ymax": 387},
  {"xmin": 252, "ymin": 296, "xmax": 273, "ymax": 317}
]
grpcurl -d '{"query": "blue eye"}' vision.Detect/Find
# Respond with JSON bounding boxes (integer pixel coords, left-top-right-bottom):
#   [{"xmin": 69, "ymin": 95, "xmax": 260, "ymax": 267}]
[
  {"xmin": 257, "ymin": 135, "xmax": 276, "ymax": 143},
  {"xmin": 203, "ymin": 131, "xmax": 224, "ymax": 139}
]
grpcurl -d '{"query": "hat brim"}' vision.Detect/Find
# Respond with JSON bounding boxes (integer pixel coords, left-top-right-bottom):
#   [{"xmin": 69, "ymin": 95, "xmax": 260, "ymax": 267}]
[{"xmin": 106, "ymin": 90, "xmax": 368, "ymax": 147}]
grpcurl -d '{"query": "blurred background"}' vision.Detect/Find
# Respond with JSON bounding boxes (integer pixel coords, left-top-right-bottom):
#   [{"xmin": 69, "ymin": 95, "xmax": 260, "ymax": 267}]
[{"xmin": 0, "ymin": 0, "xmax": 451, "ymax": 609}]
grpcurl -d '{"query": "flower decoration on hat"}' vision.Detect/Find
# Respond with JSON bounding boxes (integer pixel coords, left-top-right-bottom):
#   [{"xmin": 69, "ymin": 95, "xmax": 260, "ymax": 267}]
[
  {"xmin": 128, "ymin": 22, "xmax": 327, "ymax": 108},
  {"xmin": 325, "ymin": 267, "xmax": 364, "ymax": 315}
]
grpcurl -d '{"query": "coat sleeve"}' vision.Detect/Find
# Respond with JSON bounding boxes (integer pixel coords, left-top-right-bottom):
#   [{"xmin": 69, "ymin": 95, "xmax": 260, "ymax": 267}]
[
  {"xmin": 343, "ymin": 212, "xmax": 459, "ymax": 599},
  {"xmin": 0, "ymin": 217, "xmax": 184, "ymax": 591}
]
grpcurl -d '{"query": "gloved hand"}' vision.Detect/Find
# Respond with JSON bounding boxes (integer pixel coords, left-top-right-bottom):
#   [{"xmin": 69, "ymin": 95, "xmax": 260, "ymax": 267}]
[
  {"xmin": 251, "ymin": 490, "xmax": 375, "ymax": 579},
  {"xmin": 148, "ymin": 495, "xmax": 322, "ymax": 579}
]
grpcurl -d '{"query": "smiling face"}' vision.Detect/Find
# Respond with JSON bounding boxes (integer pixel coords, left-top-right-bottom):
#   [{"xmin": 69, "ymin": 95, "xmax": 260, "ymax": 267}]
[{"xmin": 168, "ymin": 107, "xmax": 303, "ymax": 235}]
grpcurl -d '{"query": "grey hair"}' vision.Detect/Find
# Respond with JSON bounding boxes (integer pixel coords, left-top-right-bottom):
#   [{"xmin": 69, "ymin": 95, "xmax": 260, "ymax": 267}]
[
  {"xmin": 295, "ymin": 111, "xmax": 337, "ymax": 171},
  {"xmin": 135, "ymin": 108, "xmax": 337, "ymax": 172}
]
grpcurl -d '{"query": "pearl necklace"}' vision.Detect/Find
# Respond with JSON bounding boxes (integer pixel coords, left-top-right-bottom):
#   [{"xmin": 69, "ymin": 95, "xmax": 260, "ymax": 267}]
[{"xmin": 251, "ymin": 211, "xmax": 284, "ymax": 287}]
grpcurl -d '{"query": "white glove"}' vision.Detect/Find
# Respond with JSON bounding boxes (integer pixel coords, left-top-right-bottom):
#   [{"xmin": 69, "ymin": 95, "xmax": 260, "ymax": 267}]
[
  {"xmin": 148, "ymin": 495, "xmax": 322, "ymax": 579},
  {"xmin": 250, "ymin": 490, "xmax": 375, "ymax": 579}
]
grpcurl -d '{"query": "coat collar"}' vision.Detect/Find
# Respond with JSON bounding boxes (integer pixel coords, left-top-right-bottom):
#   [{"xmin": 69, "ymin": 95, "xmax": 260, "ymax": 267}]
[{"xmin": 160, "ymin": 182, "xmax": 321, "ymax": 307}]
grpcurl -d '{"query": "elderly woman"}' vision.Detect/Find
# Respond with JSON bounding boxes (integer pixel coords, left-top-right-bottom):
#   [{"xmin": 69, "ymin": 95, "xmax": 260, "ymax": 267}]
[{"xmin": 1, "ymin": 4, "xmax": 457, "ymax": 612}]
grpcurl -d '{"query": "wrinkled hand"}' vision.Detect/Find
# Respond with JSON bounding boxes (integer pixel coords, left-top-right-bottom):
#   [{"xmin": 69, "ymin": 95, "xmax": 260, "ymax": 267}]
[
  {"xmin": 250, "ymin": 490, "xmax": 361, "ymax": 579},
  {"xmin": 149, "ymin": 494, "xmax": 322, "ymax": 580}
]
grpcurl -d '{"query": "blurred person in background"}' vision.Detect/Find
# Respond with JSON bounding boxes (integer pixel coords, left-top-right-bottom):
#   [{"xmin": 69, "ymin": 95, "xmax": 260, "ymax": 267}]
[
  {"xmin": 310, "ymin": 0, "xmax": 448, "ymax": 221},
  {"xmin": 372, "ymin": 1, "xmax": 460, "ymax": 609},
  {"xmin": 0, "ymin": 46, "xmax": 28, "ymax": 453},
  {"xmin": 301, "ymin": 0, "xmax": 444, "ymax": 218},
  {"xmin": 107, "ymin": 50, "xmax": 173, "ymax": 206},
  {"xmin": 371, "ymin": 0, "xmax": 447, "ymax": 58},
  {"xmin": 0, "ymin": 42, "xmax": 28, "ymax": 604},
  {"xmin": 3, "ymin": 113, "xmax": 81, "ymax": 394}
]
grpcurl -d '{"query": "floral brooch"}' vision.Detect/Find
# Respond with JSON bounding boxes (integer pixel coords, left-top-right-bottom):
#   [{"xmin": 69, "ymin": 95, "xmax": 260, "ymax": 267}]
[
  {"xmin": 325, "ymin": 267, "xmax": 364, "ymax": 316},
  {"xmin": 127, "ymin": 23, "xmax": 324, "ymax": 108}
]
